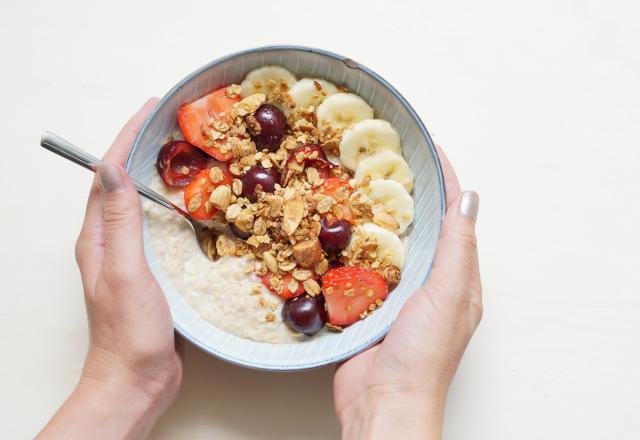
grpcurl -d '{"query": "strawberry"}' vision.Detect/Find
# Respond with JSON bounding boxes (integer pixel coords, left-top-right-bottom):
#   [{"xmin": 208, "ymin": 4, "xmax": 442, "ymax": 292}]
[
  {"xmin": 183, "ymin": 166, "xmax": 232, "ymax": 220},
  {"xmin": 315, "ymin": 177, "xmax": 354, "ymax": 223},
  {"xmin": 177, "ymin": 87, "xmax": 240, "ymax": 161},
  {"xmin": 321, "ymin": 266, "xmax": 388, "ymax": 326},
  {"xmin": 261, "ymin": 272, "xmax": 308, "ymax": 299}
]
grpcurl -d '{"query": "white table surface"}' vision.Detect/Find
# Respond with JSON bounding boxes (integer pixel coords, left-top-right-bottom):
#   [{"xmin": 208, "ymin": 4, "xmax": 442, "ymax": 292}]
[{"xmin": 2, "ymin": 0, "xmax": 639, "ymax": 438}]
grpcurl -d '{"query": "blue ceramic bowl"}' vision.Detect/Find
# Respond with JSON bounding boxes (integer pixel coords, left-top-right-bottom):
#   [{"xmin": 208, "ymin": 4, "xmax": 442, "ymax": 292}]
[{"xmin": 127, "ymin": 45, "xmax": 445, "ymax": 371}]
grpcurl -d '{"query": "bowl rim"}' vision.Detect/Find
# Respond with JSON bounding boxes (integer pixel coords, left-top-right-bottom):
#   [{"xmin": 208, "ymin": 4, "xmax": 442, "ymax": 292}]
[{"xmin": 126, "ymin": 44, "xmax": 446, "ymax": 371}]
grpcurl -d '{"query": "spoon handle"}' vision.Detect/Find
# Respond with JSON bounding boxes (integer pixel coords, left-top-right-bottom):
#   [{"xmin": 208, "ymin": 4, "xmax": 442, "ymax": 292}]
[{"xmin": 40, "ymin": 131, "xmax": 191, "ymax": 219}]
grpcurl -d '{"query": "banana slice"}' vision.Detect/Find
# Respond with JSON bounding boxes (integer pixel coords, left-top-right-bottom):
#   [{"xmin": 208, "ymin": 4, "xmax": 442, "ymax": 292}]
[
  {"xmin": 287, "ymin": 78, "xmax": 338, "ymax": 113},
  {"xmin": 362, "ymin": 180, "xmax": 414, "ymax": 235},
  {"xmin": 339, "ymin": 119, "xmax": 402, "ymax": 171},
  {"xmin": 240, "ymin": 66, "xmax": 297, "ymax": 100},
  {"xmin": 349, "ymin": 223, "xmax": 405, "ymax": 269},
  {"xmin": 316, "ymin": 93, "xmax": 373, "ymax": 133},
  {"xmin": 354, "ymin": 150, "xmax": 414, "ymax": 192}
]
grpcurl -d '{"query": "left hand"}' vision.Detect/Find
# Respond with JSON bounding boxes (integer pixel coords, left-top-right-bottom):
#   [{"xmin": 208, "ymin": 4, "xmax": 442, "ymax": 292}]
[{"xmin": 38, "ymin": 99, "xmax": 183, "ymax": 440}]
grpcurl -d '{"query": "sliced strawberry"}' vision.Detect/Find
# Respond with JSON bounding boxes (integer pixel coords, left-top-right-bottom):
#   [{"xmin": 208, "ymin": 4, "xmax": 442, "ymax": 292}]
[
  {"xmin": 156, "ymin": 140, "xmax": 208, "ymax": 188},
  {"xmin": 315, "ymin": 177, "xmax": 354, "ymax": 223},
  {"xmin": 183, "ymin": 166, "xmax": 232, "ymax": 220},
  {"xmin": 321, "ymin": 267, "xmax": 388, "ymax": 326},
  {"xmin": 261, "ymin": 272, "xmax": 316, "ymax": 299},
  {"xmin": 177, "ymin": 87, "xmax": 240, "ymax": 161}
]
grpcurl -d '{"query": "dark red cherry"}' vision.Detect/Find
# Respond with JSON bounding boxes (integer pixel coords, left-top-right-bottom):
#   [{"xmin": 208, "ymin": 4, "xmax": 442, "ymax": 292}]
[
  {"xmin": 318, "ymin": 218, "xmax": 352, "ymax": 254},
  {"xmin": 249, "ymin": 104, "xmax": 286, "ymax": 151},
  {"xmin": 156, "ymin": 140, "xmax": 207, "ymax": 188},
  {"xmin": 240, "ymin": 166, "xmax": 281, "ymax": 202},
  {"xmin": 282, "ymin": 294, "xmax": 327, "ymax": 336}
]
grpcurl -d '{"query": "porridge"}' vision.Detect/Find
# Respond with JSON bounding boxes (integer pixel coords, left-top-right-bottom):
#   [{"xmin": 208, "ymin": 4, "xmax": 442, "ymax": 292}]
[{"xmin": 145, "ymin": 65, "xmax": 415, "ymax": 343}]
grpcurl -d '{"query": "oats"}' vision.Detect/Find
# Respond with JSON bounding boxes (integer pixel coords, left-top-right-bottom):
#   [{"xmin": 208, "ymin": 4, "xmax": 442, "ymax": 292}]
[
  {"xmin": 287, "ymin": 278, "xmax": 299, "ymax": 293},
  {"xmin": 232, "ymin": 179, "xmax": 243, "ymax": 196},
  {"xmin": 375, "ymin": 299, "xmax": 384, "ymax": 307},
  {"xmin": 279, "ymin": 261, "xmax": 297, "ymax": 271},
  {"xmin": 372, "ymin": 204, "xmax": 400, "ymax": 230},
  {"xmin": 314, "ymin": 258, "xmax": 329, "ymax": 275},
  {"xmin": 316, "ymin": 196, "xmax": 334, "ymax": 214},
  {"xmin": 226, "ymin": 84, "xmax": 242, "ymax": 98},
  {"xmin": 303, "ymin": 278, "xmax": 321, "ymax": 296},
  {"xmin": 263, "ymin": 251, "xmax": 278, "ymax": 273},
  {"xmin": 251, "ymin": 284, "xmax": 262, "ymax": 295},
  {"xmin": 209, "ymin": 185, "xmax": 232, "ymax": 210},
  {"xmin": 225, "ymin": 203, "xmax": 242, "ymax": 221},
  {"xmin": 292, "ymin": 269, "xmax": 312, "ymax": 281},
  {"xmin": 281, "ymin": 138, "xmax": 298, "ymax": 150},
  {"xmin": 209, "ymin": 167, "xmax": 225, "ymax": 183},
  {"xmin": 187, "ymin": 194, "xmax": 202, "ymax": 212},
  {"xmin": 261, "ymin": 158, "xmax": 272, "ymax": 168},
  {"xmin": 234, "ymin": 93, "xmax": 266, "ymax": 117},
  {"xmin": 326, "ymin": 323, "xmax": 343, "ymax": 332},
  {"xmin": 229, "ymin": 162, "xmax": 241, "ymax": 175},
  {"xmin": 305, "ymin": 167, "xmax": 320, "ymax": 184}
]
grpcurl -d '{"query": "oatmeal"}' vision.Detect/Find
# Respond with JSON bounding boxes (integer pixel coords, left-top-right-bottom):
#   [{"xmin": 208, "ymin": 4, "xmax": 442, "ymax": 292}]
[{"xmin": 147, "ymin": 65, "xmax": 416, "ymax": 342}]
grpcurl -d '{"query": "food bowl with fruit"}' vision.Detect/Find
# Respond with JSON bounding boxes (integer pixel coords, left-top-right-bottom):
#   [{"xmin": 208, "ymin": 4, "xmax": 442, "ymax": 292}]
[{"xmin": 127, "ymin": 45, "xmax": 445, "ymax": 370}]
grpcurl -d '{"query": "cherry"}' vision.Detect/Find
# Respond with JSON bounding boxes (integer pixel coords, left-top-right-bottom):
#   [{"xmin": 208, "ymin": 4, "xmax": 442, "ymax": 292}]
[
  {"xmin": 240, "ymin": 166, "xmax": 281, "ymax": 202},
  {"xmin": 282, "ymin": 294, "xmax": 327, "ymax": 336},
  {"xmin": 156, "ymin": 140, "xmax": 207, "ymax": 188},
  {"xmin": 318, "ymin": 218, "xmax": 352, "ymax": 254},
  {"xmin": 249, "ymin": 104, "xmax": 286, "ymax": 151}
]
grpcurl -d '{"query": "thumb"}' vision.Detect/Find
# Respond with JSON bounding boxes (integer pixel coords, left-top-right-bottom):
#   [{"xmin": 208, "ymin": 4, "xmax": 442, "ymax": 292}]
[
  {"xmin": 426, "ymin": 191, "xmax": 480, "ymax": 301},
  {"xmin": 96, "ymin": 163, "xmax": 146, "ymax": 275}
]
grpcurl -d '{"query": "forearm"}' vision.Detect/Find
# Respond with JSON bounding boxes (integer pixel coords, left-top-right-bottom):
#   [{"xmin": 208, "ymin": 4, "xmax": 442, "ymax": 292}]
[
  {"xmin": 36, "ymin": 379, "xmax": 163, "ymax": 440},
  {"xmin": 339, "ymin": 390, "xmax": 446, "ymax": 440}
]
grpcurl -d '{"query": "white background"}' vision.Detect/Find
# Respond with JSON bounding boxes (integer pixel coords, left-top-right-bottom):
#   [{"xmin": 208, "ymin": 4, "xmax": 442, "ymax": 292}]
[{"xmin": 1, "ymin": 0, "xmax": 639, "ymax": 438}]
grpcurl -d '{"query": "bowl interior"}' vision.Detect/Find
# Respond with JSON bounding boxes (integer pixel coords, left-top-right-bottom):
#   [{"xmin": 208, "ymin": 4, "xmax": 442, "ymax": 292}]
[{"xmin": 127, "ymin": 46, "xmax": 444, "ymax": 370}]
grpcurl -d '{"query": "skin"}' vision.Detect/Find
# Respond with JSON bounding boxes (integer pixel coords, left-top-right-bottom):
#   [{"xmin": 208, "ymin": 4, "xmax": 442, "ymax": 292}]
[{"xmin": 37, "ymin": 100, "xmax": 481, "ymax": 440}]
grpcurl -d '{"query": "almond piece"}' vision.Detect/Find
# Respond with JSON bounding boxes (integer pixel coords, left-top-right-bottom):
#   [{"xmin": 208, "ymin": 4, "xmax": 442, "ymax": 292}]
[
  {"xmin": 283, "ymin": 196, "xmax": 304, "ymax": 236},
  {"xmin": 292, "ymin": 238, "xmax": 323, "ymax": 268}
]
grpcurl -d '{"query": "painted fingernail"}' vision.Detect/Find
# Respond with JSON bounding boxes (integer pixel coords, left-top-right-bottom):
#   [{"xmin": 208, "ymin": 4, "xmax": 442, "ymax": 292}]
[
  {"xmin": 460, "ymin": 191, "xmax": 479, "ymax": 221},
  {"xmin": 96, "ymin": 163, "xmax": 123, "ymax": 193}
]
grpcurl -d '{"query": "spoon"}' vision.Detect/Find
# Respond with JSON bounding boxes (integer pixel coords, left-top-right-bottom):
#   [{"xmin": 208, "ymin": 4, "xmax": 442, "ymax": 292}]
[{"xmin": 40, "ymin": 131, "xmax": 216, "ymax": 258}]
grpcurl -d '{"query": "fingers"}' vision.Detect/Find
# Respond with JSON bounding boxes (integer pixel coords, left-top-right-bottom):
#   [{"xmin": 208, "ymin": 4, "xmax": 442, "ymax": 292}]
[
  {"xmin": 103, "ymin": 98, "xmax": 159, "ymax": 166},
  {"xmin": 75, "ymin": 99, "xmax": 158, "ymax": 289},
  {"xmin": 95, "ymin": 162, "xmax": 147, "ymax": 283},
  {"xmin": 425, "ymin": 191, "xmax": 481, "ymax": 318},
  {"xmin": 435, "ymin": 144, "xmax": 462, "ymax": 210}
]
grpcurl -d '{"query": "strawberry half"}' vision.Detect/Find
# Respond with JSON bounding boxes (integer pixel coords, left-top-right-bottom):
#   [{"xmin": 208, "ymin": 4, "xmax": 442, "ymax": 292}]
[
  {"xmin": 261, "ymin": 272, "xmax": 310, "ymax": 299},
  {"xmin": 177, "ymin": 87, "xmax": 240, "ymax": 161},
  {"xmin": 321, "ymin": 266, "xmax": 388, "ymax": 326}
]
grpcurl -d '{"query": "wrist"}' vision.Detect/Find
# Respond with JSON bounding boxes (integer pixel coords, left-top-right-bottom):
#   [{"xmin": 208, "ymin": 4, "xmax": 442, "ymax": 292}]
[{"xmin": 339, "ymin": 388, "xmax": 446, "ymax": 440}]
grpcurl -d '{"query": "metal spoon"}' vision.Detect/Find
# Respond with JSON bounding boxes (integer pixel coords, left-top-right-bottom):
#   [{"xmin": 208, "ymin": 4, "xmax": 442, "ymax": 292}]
[{"xmin": 40, "ymin": 131, "xmax": 215, "ymax": 258}]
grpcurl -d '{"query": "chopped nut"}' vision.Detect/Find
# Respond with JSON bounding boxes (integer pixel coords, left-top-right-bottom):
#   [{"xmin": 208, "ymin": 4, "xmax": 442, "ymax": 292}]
[
  {"xmin": 263, "ymin": 251, "xmax": 278, "ymax": 273},
  {"xmin": 278, "ymin": 260, "xmax": 297, "ymax": 271},
  {"xmin": 283, "ymin": 196, "xmax": 305, "ymax": 235},
  {"xmin": 234, "ymin": 93, "xmax": 266, "ymax": 117},
  {"xmin": 292, "ymin": 239, "xmax": 323, "ymax": 268},
  {"xmin": 372, "ymin": 204, "xmax": 400, "ymax": 230},
  {"xmin": 209, "ymin": 185, "xmax": 232, "ymax": 210},
  {"xmin": 216, "ymin": 235, "xmax": 237, "ymax": 257},
  {"xmin": 303, "ymin": 278, "xmax": 321, "ymax": 296},
  {"xmin": 235, "ymin": 209, "xmax": 255, "ymax": 232},
  {"xmin": 382, "ymin": 264, "xmax": 401, "ymax": 287}
]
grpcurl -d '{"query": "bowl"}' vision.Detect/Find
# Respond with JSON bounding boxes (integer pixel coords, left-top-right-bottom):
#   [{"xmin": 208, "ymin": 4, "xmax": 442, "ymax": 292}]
[{"xmin": 126, "ymin": 45, "xmax": 445, "ymax": 371}]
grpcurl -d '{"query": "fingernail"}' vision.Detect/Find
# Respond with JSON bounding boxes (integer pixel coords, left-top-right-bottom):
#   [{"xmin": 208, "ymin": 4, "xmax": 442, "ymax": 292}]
[
  {"xmin": 460, "ymin": 191, "xmax": 479, "ymax": 221},
  {"xmin": 96, "ymin": 163, "xmax": 123, "ymax": 193}
]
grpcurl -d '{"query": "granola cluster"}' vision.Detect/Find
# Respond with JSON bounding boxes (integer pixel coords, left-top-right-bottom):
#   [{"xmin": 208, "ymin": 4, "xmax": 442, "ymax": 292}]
[{"xmin": 198, "ymin": 83, "xmax": 402, "ymax": 293}]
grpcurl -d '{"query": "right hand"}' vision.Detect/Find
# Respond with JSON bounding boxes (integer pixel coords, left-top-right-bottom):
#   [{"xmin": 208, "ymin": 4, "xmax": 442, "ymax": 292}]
[{"xmin": 334, "ymin": 146, "xmax": 482, "ymax": 439}]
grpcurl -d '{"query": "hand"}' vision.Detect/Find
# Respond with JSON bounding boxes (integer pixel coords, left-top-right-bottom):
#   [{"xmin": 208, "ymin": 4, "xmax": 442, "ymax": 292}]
[
  {"xmin": 38, "ymin": 99, "xmax": 183, "ymax": 440},
  {"xmin": 334, "ymin": 146, "xmax": 482, "ymax": 440}
]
